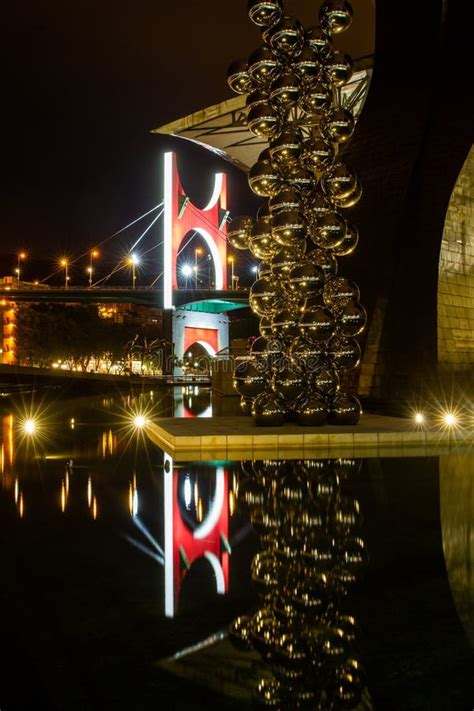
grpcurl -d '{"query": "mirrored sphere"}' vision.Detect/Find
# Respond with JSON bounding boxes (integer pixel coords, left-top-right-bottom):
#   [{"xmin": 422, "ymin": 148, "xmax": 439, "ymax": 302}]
[
  {"xmin": 320, "ymin": 0, "xmax": 353, "ymax": 35},
  {"xmin": 307, "ymin": 248, "xmax": 338, "ymax": 278},
  {"xmin": 259, "ymin": 314, "xmax": 273, "ymax": 337},
  {"xmin": 271, "ymin": 244, "xmax": 307, "ymax": 278},
  {"xmin": 300, "ymin": 80, "xmax": 332, "ymax": 114},
  {"xmin": 249, "ymin": 159, "xmax": 280, "ymax": 197},
  {"xmin": 248, "ymin": 46, "xmax": 279, "ymax": 86},
  {"xmin": 250, "ymin": 277, "xmax": 283, "ymax": 316},
  {"xmin": 272, "ymin": 209, "xmax": 308, "ymax": 247},
  {"xmin": 250, "ymin": 219, "xmax": 276, "ymax": 260},
  {"xmin": 248, "ymin": 0, "xmax": 283, "ymax": 26},
  {"xmin": 227, "ymin": 59, "xmax": 253, "ymax": 95},
  {"xmin": 321, "ymin": 107, "xmax": 355, "ymax": 143},
  {"xmin": 321, "ymin": 162, "xmax": 358, "ymax": 199},
  {"xmin": 335, "ymin": 301, "xmax": 367, "ymax": 336},
  {"xmin": 297, "ymin": 396, "xmax": 328, "ymax": 426},
  {"xmin": 272, "ymin": 365, "xmax": 306, "ymax": 401},
  {"xmin": 270, "ymin": 70, "xmax": 301, "ymax": 108},
  {"xmin": 269, "ymin": 130, "xmax": 302, "ymax": 167},
  {"xmin": 248, "ymin": 103, "xmax": 281, "ymax": 138},
  {"xmin": 286, "ymin": 165, "xmax": 314, "ymax": 191},
  {"xmin": 313, "ymin": 211, "xmax": 347, "ymax": 248},
  {"xmin": 253, "ymin": 392, "xmax": 287, "ymax": 426},
  {"xmin": 269, "ymin": 186, "xmax": 302, "ymax": 214},
  {"xmin": 228, "ymin": 215, "xmax": 254, "ymax": 250},
  {"xmin": 268, "ymin": 16, "xmax": 305, "ymax": 58},
  {"xmin": 299, "ymin": 306, "xmax": 336, "ymax": 343},
  {"xmin": 287, "ymin": 262, "xmax": 325, "ymax": 297},
  {"xmin": 333, "ymin": 223, "xmax": 359, "ymax": 256},
  {"xmin": 271, "ymin": 308, "xmax": 301, "ymax": 341},
  {"xmin": 324, "ymin": 50, "xmax": 353, "ymax": 86},
  {"xmin": 246, "ymin": 89, "xmax": 269, "ymax": 111},
  {"xmin": 333, "ymin": 180, "xmax": 363, "ymax": 208},
  {"xmin": 241, "ymin": 396, "xmax": 254, "ymax": 416},
  {"xmin": 291, "ymin": 338, "xmax": 324, "ymax": 372},
  {"xmin": 302, "ymin": 137, "xmax": 335, "ymax": 172},
  {"xmin": 328, "ymin": 336, "xmax": 361, "ymax": 371},
  {"xmin": 295, "ymin": 46, "xmax": 320, "ymax": 83},
  {"xmin": 329, "ymin": 392, "xmax": 362, "ymax": 424},
  {"xmin": 233, "ymin": 357, "xmax": 267, "ymax": 398},
  {"xmin": 257, "ymin": 201, "xmax": 273, "ymax": 223},
  {"xmin": 314, "ymin": 366, "xmax": 340, "ymax": 398},
  {"xmin": 323, "ymin": 276, "xmax": 360, "ymax": 306},
  {"xmin": 306, "ymin": 25, "xmax": 332, "ymax": 57}
]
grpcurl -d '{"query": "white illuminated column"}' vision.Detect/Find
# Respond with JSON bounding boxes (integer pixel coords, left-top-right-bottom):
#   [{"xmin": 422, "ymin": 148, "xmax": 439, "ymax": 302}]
[{"xmin": 163, "ymin": 152, "xmax": 174, "ymax": 310}]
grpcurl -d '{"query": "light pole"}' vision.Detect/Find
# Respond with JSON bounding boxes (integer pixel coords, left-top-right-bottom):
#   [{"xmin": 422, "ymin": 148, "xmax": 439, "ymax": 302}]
[
  {"xmin": 17, "ymin": 252, "xmax": 26, "ymax": 283},
  {"xmin": 128, "ymin": 254, "xmax": 139, "ymax": 289},
  {"xmin": 228, "ymin": 255, "xmax": 235, "ymax": 289},
  {"xmin": 60, "ymin": 259, "xmax": 69, "ymax": 288},
  {"xmin": 194, "ymin": 248, "xmax": 202, "ymax": 289},
  {"xmin": 89, "ymin": 249, "xmax": 99, "ymax": 286}
]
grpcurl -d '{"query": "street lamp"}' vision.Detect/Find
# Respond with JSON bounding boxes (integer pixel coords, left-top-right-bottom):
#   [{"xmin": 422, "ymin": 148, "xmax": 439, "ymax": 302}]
[
  {"xmin": 60, "ymin": 259, "xmax": 69, "ymax": 288},
  {"xmin": 17, "ymin": 252, "xmax": 26, "ymax": 282},
  {"xmin": 228, "ymin": 255, "xmax": 235, "ymax": 289},
  {"xmin": 194, "ymin": 248, "xmax": 202, "ymax": 289},
  {"xmin": 127, "ymin": 254, "xmax": 139, "ymax": 289},
  {"xmin": 89, "ymin": 249, "xmax": 99, "ymax": 285}
]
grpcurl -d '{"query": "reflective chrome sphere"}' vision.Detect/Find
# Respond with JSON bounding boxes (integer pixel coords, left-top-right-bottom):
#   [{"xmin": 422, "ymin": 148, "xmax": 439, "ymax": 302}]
[
  {"xmin": 250, "ymin": 277, "xmax": 283, "ymax": 316},
  {"xmin": 320, "ymin": 0, "xmax": 353, "ymax": 35},
  {"xmin": 329, "ymin": 393, "xmax": 362, "ymax": 424},
  {"xmin": 259, "ymin": 315, "xmax": 273, "ymax": 338},
  {"xmin": 297, "ymin": 395, "xmax": 328, "ymax": 426},
  {"xmin": 286, "ymin": 164, "xmax": 314, "ymax": 191},
  {"xmin": 248, "ymin": 103, "xmax": 281, "ymax": 138},
  {"xmin": 307, "ymin": 248, "xmax": 338, "ymax": 278},
  {"xmin": 229, "ymin": 615, "xmax": 253, "ymax": 650},
  {"xmin": 240, "ymin": 396, "xmax": 254, "ymax": 416},
  {"xmin": 271, "ymin": 244, "xmax": 307, "ymax": 278},
  {"xmin": 269, "ymin": 186, "xmax": 302, "ymax": 214},
  {"xmin": 321, "ymin": 107, "xmax": 355, "ymax": 143},
  {"xmin": 295, "ymin": 46, "xmax": 320, "ymax": 83},
  {"xmin": 248, "ymin": 46, "xmax": 279, "ymax": 86},
  {"xmin": 254, "ymin": 677, "xmax": 283, "ymax": 708},
  {"xmin": 291, "ymin": 338, "xmax": 324, "ymax": 372},
  {"xmin": 271, "ymin": 308, "xmax": 301, "ymax": 341},
  {"xmin": 335, "ymin": 301, "xmax": 367, "ymax": 336},
  {"xmin": 249, "ymin": 219, "xmax": 276, "ymax": 260},
  {"xmin": 306, "ymin": 25, "xmax": 332, "ymax": 57},
  {"xmin": 324, "ymin": 50, "xmax": 353, "ymax": 86},
  {"xmin": 328, "ymin": 336, "xmax": 361, "ymax": 371},
  {"xmin": 270, "ymin": 70, "xmax": 301, "ymax": 108},
  {"xmin": 272, "ymin": 365, "xmax": 306, "ymax": 401},
  {"xmin": 257, "ymin": 201, "xmax": 273, "ymax": 223},
  {"xmin": 272, "ymin": 209, "xmax": 307, "ymax": 247},
  {"xmin": 313, "ymin": 211, "xmax": 347, "ymax": 248},
  {"xmin": 299, "ymin": 306, "xmax": 336, "ymax": 343},
  {"xmin": 251, "ymin": 550, "xmax": 280, "ymax": 592},
  {"xmin": 333, "ymin": 180, "xmax": 363, "ymax": 208},
  {"xmin": 314, "ymin": 366, "xmax": 340, "ymax": 398},
  {"xmin": 246, "ymin": 89, "xmax": 269, "ymax": 111},
  {"xmin": 323, "ymin": 276, "xmax": 360, "ymax": 306},
  {"xmin": 287, "ymin": 262, "xmax": 325, "ymax": 298},
  {"xmin": 268, "ymin": 16, "xmax": 305, "ymax": 58},
  {"xmin": 248, "ymin": 0, "xmax": 283, "ymax": 26},
  {"xmin": 269, "ymin": 130, "xmax": 302, "ymax": 167},
  {"xmin": 333, "ymin": 223, "xmax": 359, "ymax": 256},
  {"xmin": 249, "ymin": 159, "xmax": 280, "ymax": 197},
  {"xmin": 302, "ymin": 138, "xmax": 335, "ymax": 172},
  {"xmin": 300, "ymin": 80, "xmax": 332, "ymax": 114},
  {"xmin": 227, "ymin": 215, "xmax": 254, "ymax": 250},
  {"xmin": 233, "ymin": 357, "xmax": 267, "ymax": 398},
  {"xmin": 321, "ymin": 162, "xmax": 358, "ymax": 199},
  {"xmin": 253, "ymin": 392, "xmax": 287, "ymax": 426},
  {"xmin": 227, "ymin": 59, "xmax": 252, "ymax": 95}
]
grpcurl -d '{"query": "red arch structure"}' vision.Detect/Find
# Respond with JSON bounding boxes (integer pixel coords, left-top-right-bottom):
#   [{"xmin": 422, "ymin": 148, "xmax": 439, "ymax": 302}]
[
  {"xmin": 163, "ymin": 454, "xmax": 230, "ymax": 618},
  {"xmin": 163, "ymin": 152, "xmax": 228, "ymax": 309}
]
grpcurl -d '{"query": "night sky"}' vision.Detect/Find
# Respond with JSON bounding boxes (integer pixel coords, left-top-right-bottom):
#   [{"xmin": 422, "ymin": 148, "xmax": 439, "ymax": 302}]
[{"xmin": 0, "ymin": 0, "xmax": 374, "ymax": 284}]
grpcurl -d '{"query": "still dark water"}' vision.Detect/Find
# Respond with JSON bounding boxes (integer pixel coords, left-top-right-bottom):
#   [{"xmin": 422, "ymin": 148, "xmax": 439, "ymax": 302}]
[{"xmin": 0, "ymin": 390, "xmax": 473, "ymax": 710}]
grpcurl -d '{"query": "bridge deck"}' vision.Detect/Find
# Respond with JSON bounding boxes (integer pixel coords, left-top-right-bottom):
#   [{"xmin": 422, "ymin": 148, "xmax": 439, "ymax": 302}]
[{"xmin": 146, "ymin": 415, "xmax": 469, "ymax": 460}]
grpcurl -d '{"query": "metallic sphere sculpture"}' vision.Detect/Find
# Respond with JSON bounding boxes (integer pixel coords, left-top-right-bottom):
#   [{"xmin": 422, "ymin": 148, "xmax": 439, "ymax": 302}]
[{"xmin": 227, "ymin": 0, "xmax": 364, "ymax": 427}]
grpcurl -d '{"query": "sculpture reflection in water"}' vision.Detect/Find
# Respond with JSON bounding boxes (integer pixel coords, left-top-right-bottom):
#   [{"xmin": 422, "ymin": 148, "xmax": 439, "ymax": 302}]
[
  {"xmin": 230, "ymin": 458, "xmax": 369, "ymax": 709},
  {"xmin": 228, "ymin": 0, "xmax": 366, "ymax": 426}
]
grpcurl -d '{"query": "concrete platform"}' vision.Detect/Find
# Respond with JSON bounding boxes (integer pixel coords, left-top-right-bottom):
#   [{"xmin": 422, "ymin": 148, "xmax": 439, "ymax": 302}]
[{"xmin": 147, "ymin": 414, "xmax": 473, "ymax": 460}]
